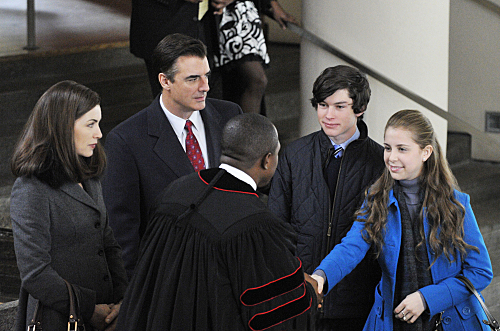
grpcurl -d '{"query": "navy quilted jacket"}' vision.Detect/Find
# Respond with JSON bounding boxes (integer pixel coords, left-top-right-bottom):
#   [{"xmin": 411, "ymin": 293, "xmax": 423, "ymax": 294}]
[{"xmin": 268, "ymin": 120, "xmax": 385, "ymax": 319}]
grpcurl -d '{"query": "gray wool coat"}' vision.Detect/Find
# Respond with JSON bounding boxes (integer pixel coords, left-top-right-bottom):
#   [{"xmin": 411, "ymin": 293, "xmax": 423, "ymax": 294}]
[{"xmin": 10, "ymin": 176, "xmax": 128, "ymax": 330}]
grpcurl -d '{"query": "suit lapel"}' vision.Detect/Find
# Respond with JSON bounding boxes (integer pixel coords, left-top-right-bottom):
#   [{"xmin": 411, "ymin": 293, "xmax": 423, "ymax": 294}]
[
  {"xmin": 148, "ymin": 97, "xmax": 193, "ymax": 178},
  {"xmin": 200, "ymin": 101, "xmax": 223, "ymax": 168}
]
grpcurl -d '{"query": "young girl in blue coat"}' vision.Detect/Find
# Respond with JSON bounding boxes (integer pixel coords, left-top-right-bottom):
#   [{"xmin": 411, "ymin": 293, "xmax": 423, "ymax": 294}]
[{"xmin": 312, "ymin": 109, "xmax": 493, "ymax": 330}]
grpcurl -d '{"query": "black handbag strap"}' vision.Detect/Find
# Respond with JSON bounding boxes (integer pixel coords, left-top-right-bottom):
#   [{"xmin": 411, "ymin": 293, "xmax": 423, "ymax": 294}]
[
  {"xmin": 456, "ymin": 275, "xmax": 500, "ymax": 331},
  {"xmin": 27, "ymin": 298, "xmax": 42, "ymax": 331}
]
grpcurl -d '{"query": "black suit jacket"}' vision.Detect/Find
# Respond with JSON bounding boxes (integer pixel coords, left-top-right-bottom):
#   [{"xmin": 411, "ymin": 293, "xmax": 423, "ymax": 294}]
[
  {"xmin": 130, "ymin": 0, "xmax": 217, "ymax": 61},
  {"xmin": 102, "ymin": 96, "xmax": 241, "ymax": 278}
]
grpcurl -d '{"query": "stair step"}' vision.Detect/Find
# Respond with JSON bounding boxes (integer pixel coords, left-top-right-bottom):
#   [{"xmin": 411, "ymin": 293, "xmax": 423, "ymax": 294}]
[{"xmin": 446, "ymin": 131, "xmax": 471, "ymax": 165}]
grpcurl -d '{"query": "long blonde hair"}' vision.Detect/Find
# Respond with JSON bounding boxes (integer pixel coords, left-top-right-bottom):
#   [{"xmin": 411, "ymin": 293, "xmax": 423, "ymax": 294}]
[{"xmin": 358, "ymin": 109, "xmax": 477, "ymax": 265}]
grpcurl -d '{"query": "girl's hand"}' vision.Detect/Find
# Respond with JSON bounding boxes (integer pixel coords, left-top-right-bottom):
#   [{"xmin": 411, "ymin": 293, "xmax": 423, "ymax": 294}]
[{"xmin": 394, "ymin": 291, "xmax": 426, "ymax": 324}]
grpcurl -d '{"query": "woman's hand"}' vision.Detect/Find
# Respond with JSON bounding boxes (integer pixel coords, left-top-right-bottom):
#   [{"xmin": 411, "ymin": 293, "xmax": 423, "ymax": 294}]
[
  {"xmin": 269, "ymin": 1, "xmax": 299, "ymax": 29},
  {"xmin": 394, "ymin": 291, "xmax": 426, "ymax": 324},
  {"xmin": 90, "ymin": 304, "xmax": 112, "ymax": 330},
  {"xmin": 104, "ymin": 301, "xmax": 122, "ymax": 331}
]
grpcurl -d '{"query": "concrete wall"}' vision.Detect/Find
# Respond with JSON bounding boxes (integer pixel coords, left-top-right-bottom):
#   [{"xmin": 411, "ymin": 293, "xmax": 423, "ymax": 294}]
[
  {"xmin": 449, "ymin": 0, "xmax": 500, "ymax": 162},
  {"xmin": 299, "ymin": 0, "xmax": 499, "ymax": 317},
  {"xmin": 300, "ymin": 1, "xmax": 449, "ymax": 146}
]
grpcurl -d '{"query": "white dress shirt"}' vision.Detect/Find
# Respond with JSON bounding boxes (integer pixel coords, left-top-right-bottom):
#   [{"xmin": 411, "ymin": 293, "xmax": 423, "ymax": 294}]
[{"xmin": 160, "ymin": 96, "xmax": 210, "ymax": 167}]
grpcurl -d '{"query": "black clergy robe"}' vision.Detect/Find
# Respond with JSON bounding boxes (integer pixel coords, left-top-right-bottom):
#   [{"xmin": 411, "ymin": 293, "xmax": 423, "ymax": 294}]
[{"xmin": 116, "ymin": 168, "xmax": 317, "ymax": 331}]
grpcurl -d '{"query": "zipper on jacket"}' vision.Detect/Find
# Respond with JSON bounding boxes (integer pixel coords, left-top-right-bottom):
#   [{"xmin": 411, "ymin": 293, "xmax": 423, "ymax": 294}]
[
  {"xmin": 326, "ymin": 151, "xmax": 345, "ymax": 254},
  {"xmin": 322, "ymin": 149, "xmax": 345, "ymax": 315},
  {"xmin": 323, "ymin": 147, "xmax": 334, "ymax": 240}
]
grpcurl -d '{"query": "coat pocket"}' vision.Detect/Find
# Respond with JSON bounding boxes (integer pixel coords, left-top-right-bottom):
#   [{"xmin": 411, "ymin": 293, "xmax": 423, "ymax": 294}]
[
  {"xmin": 363, "ymin": 283, "xmax": 384, "ymax": 330},
  {"xmin": 441, "ymin": 297, "xmax": 487, "ymax": 330}
]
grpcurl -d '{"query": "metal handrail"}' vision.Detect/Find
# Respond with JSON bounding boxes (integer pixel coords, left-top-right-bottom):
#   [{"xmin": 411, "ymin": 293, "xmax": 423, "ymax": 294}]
[
  {"xmin": 25, "ymin": 0, "xmax": 38, "ymax": 50},
  {"xmin": 286, "ymin": 22, "xmax": 500, "ymax": 158},
  {"xmin": 470, "ymin": 0, "xmax": 500, "ymax": 16}
]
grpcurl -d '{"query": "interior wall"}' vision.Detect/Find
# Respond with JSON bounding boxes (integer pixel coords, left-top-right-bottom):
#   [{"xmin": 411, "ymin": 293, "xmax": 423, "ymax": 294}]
[
  {"xmin": 449, "ymin": 0, "xmax": 500, "ymax": 162},
  {"xmin": 300, "ymin": 1, "xmax": 450, "ymax": 148}
]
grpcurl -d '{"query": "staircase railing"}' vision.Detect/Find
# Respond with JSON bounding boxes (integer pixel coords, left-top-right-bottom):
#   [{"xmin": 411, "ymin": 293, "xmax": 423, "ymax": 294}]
[
  {"xmin": 470, "ymin": 0, "xmax": 500, "ymax": 16},
  {"xmin": 286, "ymin": 22, "xmax": 500, "ymax": 159}
]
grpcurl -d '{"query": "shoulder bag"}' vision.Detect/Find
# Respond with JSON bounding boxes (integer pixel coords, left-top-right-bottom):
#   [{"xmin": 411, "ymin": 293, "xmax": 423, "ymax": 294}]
[
  {"xmin": 27, "ymin": 279, "xmax": 85, "ymax": 331},
  {"xmin": 456, "ymin": 275, "xmax": 499, "ymax": 331}
]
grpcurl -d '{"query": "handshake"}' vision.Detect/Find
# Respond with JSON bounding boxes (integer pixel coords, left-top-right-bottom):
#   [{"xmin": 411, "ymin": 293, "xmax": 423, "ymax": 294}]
[{"xmin": 304, "ymin": 273, "xmax": 325, "ymax": 308}]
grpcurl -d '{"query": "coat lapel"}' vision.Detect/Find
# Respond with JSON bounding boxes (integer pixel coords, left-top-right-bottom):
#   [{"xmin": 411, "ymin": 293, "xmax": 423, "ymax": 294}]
[
  {"xmin": 200, "ymin": 102, "xmax": 223, "ymax": 168},
  {"xmin": 148, "ymin": 97, "xmax": 193, "ymax": 178},
  {"xmin": 59, "ymin": 180, "xmax": 101, "ymax": 212}
]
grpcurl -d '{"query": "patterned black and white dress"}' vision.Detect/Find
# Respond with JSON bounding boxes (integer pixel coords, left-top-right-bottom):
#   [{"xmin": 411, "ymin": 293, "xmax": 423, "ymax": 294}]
[{"xmin": 215, "ymin": 1, "xmax": 270, "ymax": 68}]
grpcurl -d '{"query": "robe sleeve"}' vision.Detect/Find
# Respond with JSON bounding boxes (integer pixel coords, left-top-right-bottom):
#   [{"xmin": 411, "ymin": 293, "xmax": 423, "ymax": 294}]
[{"xmin": 224, "ymin": 212, "xmax": 317, "ymax": 331}]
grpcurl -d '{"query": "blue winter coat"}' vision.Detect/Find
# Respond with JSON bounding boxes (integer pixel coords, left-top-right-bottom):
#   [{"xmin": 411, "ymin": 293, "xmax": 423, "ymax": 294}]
[{"xmin": 315, "ymin": 189, "xmax": 493, "ymax": 331}]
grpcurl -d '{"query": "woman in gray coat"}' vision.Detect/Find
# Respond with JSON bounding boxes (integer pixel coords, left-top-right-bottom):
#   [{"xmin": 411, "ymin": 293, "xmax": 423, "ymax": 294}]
[{"xmin": 10, "ymin": 81, "xmax": 128, "ymax": 330}]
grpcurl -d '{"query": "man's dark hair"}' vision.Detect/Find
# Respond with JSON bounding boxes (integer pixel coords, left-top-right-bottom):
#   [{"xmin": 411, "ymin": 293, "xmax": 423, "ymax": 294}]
[
  {"xmin": 152, "ymin": 33, "xmax": 207, "ymax": 82},
  {"xmin": 221, "ymin": 114, "xmax": 279, "ymax": 169},
  {"xmin": 310, "ymin": 65, "xmax": 371, "ymax": 115}
]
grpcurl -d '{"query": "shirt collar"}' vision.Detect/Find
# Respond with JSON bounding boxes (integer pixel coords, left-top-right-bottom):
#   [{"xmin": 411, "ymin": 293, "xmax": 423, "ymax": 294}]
[
  {"xmin": 159, "ymin": 94, "xmax": 203, "ymax": 136},
  {"xmin": 330, "ymin": 126, "xmax": 360, "ymax": 149},
  {"xmin": 219, "ymin": 164, "xmax": 257, "ymax": 191}
]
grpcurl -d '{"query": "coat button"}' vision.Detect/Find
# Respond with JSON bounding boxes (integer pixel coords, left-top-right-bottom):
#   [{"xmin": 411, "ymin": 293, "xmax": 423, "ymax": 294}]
[
  {"xmin": 192, "ymin": 16, "xmax": 197, "ymax": 21},
  {"xmin": 98, "ymin": 249, "xmax": 104, "ymax": 256},
  {"xmin": 103, "ymin": 275, "xmax": 110, "ymax": 281},
  {"xmin": 462, "ymin": 306, "xmax": 471, "ymax": 315},
  {"xmin": 94, "ymin": 222, "xmax": 101, "ymax": 229},
  {"xmin": 443, "ymin": 316, "xmax": 452, "ymax": 324},
  {"xmin": 376, "ymin": 306, "xmax": 381, "ymax": 314}
]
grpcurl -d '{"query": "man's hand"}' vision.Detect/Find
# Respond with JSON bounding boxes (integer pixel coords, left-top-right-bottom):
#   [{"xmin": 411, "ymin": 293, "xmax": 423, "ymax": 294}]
[
  {"xmin": 211, "ymin": 0, "xmax": 235, "ymax": 15},
  {"xmin": 394, "ymin": 291, "xmax": 426, "ymax": 324},
  {"xmin": 304, "ymin": 273, "xmax": 324, "ymax": 307},
  {"xmin": 269, "ymin": 1, "xmax": 299, "ymax": 29}
]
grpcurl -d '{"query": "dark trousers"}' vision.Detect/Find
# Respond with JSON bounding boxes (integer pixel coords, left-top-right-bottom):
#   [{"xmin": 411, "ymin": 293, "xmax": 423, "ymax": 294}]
[{"xmin": 316, "ymin": 317, "xmax": 366, "ymax": 331}]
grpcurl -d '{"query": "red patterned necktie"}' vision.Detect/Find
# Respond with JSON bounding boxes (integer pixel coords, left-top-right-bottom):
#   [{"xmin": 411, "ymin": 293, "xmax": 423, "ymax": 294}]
[{"xmin": 185, "ymin": 120, "xmax": 206, "ymax": 171}]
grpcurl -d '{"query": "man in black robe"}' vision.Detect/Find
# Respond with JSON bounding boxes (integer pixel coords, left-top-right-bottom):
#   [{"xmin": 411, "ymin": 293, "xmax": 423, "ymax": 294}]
[{"xmin": 116, "ymin": 113, "xmax": 321, "ymax": 331}]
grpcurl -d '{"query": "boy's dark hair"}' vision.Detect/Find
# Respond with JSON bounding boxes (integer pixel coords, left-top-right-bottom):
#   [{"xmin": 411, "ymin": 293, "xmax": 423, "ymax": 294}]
[{"xmin": 310, "ymin": 65, "xmax": 371, "ymax": 116}]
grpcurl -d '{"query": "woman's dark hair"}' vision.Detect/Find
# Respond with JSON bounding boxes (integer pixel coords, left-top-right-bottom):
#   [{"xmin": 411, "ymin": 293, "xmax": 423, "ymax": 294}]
[
  {"xmin": 11, "ymin": 80, "xmax": 106, "ymax": 187},
  {"xmin": 310, "ymin": 65, "xmax": 371, "ymax": 116}
]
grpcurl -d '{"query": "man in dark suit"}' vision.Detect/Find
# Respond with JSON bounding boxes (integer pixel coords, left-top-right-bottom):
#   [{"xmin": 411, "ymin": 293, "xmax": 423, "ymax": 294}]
[
  {"xmin": 130, "ymin": 0, "xmax": 222, "ymax": 97},
  {"xmin": 102, "ymin": 33, "xmax": 242, "ymax": 279}
]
